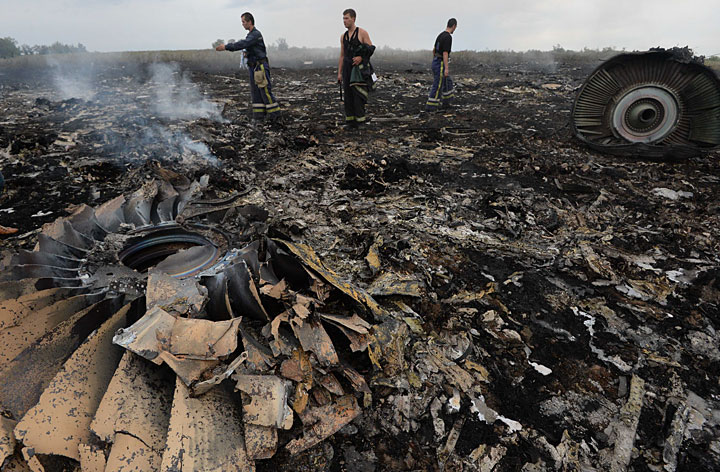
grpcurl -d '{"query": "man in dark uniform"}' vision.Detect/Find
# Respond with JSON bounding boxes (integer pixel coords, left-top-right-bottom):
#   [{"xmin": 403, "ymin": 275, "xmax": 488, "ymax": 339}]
[
  {"xmin": 216, "ymin": 12, "xmax": 280, "ymax": 121},
  {"xmin": 426, "ymin": 18, "xmax": 457, "ymax": 111},
  {"xmin": 337, "ymin": 9, "xmax": 375, "ymax": 127}
]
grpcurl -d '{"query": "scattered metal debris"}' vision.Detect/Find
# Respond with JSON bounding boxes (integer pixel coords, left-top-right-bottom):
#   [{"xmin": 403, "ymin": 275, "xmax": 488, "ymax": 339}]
[{"xmin": 1, "ymin": 55, "xmax": 720, "ymax": 471}]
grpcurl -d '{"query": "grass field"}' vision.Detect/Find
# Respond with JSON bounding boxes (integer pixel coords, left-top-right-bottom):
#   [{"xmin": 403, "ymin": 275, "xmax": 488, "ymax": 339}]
[{"xmin": 0, "ymin": 46, "xmax": 626, "ymax": 73}]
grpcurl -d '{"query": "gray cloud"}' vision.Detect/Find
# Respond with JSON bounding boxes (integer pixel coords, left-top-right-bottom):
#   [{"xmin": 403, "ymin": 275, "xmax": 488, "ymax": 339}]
[{"xmin": 2, "ymin": 0, "xmax": 718, "ymax": 54}]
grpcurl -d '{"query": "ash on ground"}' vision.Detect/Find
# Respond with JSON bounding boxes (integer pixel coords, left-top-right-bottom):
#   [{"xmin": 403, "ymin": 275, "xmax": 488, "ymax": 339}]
[{"xmin": 1, "ymin": 57, "xmax": 719, "ymax": 472}]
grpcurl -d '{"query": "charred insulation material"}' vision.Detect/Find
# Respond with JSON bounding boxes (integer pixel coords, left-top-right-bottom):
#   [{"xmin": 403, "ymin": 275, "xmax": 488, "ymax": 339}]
[{"xmin": 572, "ymin": 48, "xmax": 720, "ymax": 158}]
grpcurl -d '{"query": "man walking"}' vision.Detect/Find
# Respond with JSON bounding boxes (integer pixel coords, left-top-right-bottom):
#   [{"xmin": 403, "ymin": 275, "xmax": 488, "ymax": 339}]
[
  {"xmin": 337, "ymin": 9, "xmax": 375, "ymax": 127},
  {"xmin": 426, "ymin": 18, "xmax": 457, "ymax": 111},
  {"xmin": 216, "ymin": 12, "xmax": 280, "ymax": 121}
]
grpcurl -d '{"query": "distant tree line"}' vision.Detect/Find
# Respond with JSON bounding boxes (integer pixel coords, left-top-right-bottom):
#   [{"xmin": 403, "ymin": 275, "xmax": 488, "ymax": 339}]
[{"xmin": 0, "ymin": 37, "xmax": 87, "ymax": 59}]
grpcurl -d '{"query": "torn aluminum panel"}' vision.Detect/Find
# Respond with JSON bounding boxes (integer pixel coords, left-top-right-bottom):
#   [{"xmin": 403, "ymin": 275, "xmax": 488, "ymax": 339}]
[
  {"xmin": 235, "ymin": 375, "xmax": 294, "ymax": 430},
  {"xmin": 161, "ymin": 378, "xmax": 253, "ymax": 472},
  {"xmin": 368, "ymin": 271, "xmax": 424, "ymax": 297},
  {"xmin": 91, "ymin": 351, "xmax": 174, "ymax": 450},
  {"xmin": 0, "ymin": 416, "xmax": 17, "ymax": 467},
  {"xmin": 286, "ymin": 395, "xmax": 361, "ymax": 455},
  {"xmin": 13, "ymin": 300, "xmax": 129, "ymax": 461},
  {"xmin": 105, "ymin": 432, "xmax": 162, "ymax": 472},
  {"xmin": 113, "ymin": 307, "xmax": 241, "ymax": 385}
]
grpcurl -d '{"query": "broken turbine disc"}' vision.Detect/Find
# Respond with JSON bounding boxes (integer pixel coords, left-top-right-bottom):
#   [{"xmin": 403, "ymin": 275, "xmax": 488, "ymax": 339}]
[
  {"xmin": 0, "ymin": 176, "xmax": 378, "ymax": 470},
  {"xmin": 572, "ymin": 49, "xmax": 720, "ymax": 158}
]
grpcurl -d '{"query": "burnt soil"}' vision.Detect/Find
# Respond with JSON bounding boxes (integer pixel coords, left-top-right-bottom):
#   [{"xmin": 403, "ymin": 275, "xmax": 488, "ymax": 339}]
[{"xmin": 1, "ymin": 58, "xmax": 720, "ymax": 471}]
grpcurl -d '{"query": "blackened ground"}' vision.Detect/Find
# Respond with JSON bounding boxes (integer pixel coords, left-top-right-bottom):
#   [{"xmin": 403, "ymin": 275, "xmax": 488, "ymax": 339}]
[{"xmin": 1, "ymin": 59, "xmax": 720, "ymax": 471}]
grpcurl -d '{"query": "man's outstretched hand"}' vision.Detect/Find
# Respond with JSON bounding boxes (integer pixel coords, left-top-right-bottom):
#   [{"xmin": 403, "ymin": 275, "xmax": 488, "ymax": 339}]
[{"xmin": 216, "ymin": 44, "xmax": 226, "ymax": 51}]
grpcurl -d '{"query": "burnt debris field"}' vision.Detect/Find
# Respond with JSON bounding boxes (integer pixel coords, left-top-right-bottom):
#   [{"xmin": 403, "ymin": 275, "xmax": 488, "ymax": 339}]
[{"xmin": 0, "ymin": 53, "xmax": 719, "ymax": 472}]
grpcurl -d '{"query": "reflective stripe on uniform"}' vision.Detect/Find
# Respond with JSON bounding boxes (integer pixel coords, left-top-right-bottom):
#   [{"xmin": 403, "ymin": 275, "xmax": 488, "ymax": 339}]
[
  {"xmin": 434, "ymin": 62, "xmax": 445, "ymax": 101},
  {"xmin": 260, "ymin": 65, "xmax": 277, "ymax": 107}
]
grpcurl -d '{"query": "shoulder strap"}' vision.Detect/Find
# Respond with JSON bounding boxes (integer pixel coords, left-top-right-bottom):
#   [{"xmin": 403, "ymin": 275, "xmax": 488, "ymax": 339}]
[{"xmin": 352, "ymin": 28, "xmax": 360, "ymax": 41}]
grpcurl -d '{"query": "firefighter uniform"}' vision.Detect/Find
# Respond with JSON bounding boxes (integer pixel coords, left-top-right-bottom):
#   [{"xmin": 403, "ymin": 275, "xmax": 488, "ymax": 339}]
[
  {"xmin": 426, "ymin": 30, "xmax": 455, "ymax": 111},
  {"xmin": 226, "ymin": 28, "xmax": 280, "ymax": 120}
]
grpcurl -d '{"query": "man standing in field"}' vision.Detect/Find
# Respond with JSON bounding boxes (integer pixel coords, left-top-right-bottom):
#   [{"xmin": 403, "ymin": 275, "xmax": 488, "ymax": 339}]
[
  {"xmin": 216, "ymin": 12, "xmax": 280, "ymax": 121},
  {"xmin": 426, "ymin": 18, "xmax": 457, "ymax": 111},
  {"xmin": 337, "ymin": 9, "xmax": 375, "ymax": 127}
]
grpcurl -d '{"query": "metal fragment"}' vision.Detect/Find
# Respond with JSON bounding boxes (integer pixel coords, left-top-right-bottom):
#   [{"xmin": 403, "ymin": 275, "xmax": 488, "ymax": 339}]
[
  {"xmin": 286, "ymin": 395, "xmax": 361, "ymax": 455},
  {"xmin": 235, "ymin": 374, "xmax": 293, "ymax": 429},
  {"xmin": 91, "ymin": 351, "xmax": 174, "ymax": 449},
  {"xmin": 13, "ymin": 301, "xmax": 129, "ymax": 461},
  {"xmin": 161, "ymin": 378, "xmax": 253, "ymax": 472},
  {"xmin": 0, "ymin": 416, "xmax": 17, "ymax": 466},
  {"xmin": 106, "ymin": 432, "xmax": 161, "ymax": 472}
]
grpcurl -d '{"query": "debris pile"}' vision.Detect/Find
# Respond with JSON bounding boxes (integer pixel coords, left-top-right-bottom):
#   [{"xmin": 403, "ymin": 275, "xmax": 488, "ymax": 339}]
[
  {"xmin": 0, "ymin": 174, "xmax": 394, "ymax": 470},
  {"xmin": 1, "ymin": 56, "xmax": 720, "ymax": 471}
]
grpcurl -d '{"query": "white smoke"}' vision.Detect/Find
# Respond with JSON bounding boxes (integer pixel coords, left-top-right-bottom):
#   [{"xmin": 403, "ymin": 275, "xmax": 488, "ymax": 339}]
[
  {"xmin": 148, "ymin": 62, "xmax": 226, "ymax": 122},
  {"xmin": 45, "ymin": 55, "xmax": 96, "ymax": 100},
  {"xmin": 140, "ymin": 126, "xmax": 219, "ymax": 168}
]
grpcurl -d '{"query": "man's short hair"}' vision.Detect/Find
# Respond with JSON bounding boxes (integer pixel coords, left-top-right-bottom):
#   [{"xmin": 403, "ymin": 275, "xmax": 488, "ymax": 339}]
[
  {"xmin": 242, "ymin": 12, "xmax": 255, "ymax": 25},
  {"xmin": 343, "ymin": 9, "xmax": 356, "ymax": 19},
  {"xmin": 447, "ymin": 18, "xmax": 457, "ymax": 28}
]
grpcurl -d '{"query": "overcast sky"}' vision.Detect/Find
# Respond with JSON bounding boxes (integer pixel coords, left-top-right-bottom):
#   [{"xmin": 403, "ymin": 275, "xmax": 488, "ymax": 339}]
[{"xmin": 2, "ymin": 0, "xmax": 719, "ymax": 55}]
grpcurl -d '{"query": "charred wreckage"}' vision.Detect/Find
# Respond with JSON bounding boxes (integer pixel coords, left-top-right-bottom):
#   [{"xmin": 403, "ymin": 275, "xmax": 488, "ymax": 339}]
[{"xmin": 1, "ymin": 47, "xmax": 720, "ymax": 471}]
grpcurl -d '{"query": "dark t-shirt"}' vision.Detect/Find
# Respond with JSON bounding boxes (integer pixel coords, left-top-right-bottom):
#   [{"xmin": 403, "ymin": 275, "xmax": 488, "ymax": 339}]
[{"xmin": 433, "ymin": 31, "xmax": 452, "ymax": 56}]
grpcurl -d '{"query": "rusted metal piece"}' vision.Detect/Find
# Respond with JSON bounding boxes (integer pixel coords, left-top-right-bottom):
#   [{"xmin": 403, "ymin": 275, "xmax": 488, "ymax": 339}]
[
  {"xmin": 0, "ymin": 415, "xmax": 17, "ymax": 466},
  {"xmin": 13, "ymin": 300, "xmax": 129, "ymax": 461},
  {"xmin": 0, "ymin": 295, "xmax": 128, "ymax": 420},
  {"xmin": 276, "ymin": 239, "xmax": 386, "ymax": 318},
  {"xmin": 286, "ymin": 395, "xmax": 361, "ymax": 455},
  {"xmin": 91, "ymin": 351, "xmax": 175, "ymax": 449},
  {"xmin": 161, "ymin": 378, "xmax": 253, "ymax": 472},
  {"xmin": 244, "ymin": 424, "xmax": 277, "ymax": 460},
  {"xmin": 106, "ymin": 432, "xmax": 161, "ymax": 472},
  {"xmin": 113, "ymin": 307, "xmax": 242, "ymax": 385},
  {"xmin": 235, "ymin": 375, "xmax": 294, "ymax": 430},
  {"xmin": 77, "ymin": 443, "xmax": 106, "ymax": 472},
  {"xmin": 291, "ymin": 318, "xmax": 340, "ymax": 366},
  {"xmin": 146, "ymin": 271, "xmax": 208, "ymax": 316},
  {"xmin": 192, "ymin": 351, "xmax": 248, "ymax": 396},
  {"xmin": 368, "ymin": 271, "xmax": 424, "ymax": 297}
]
